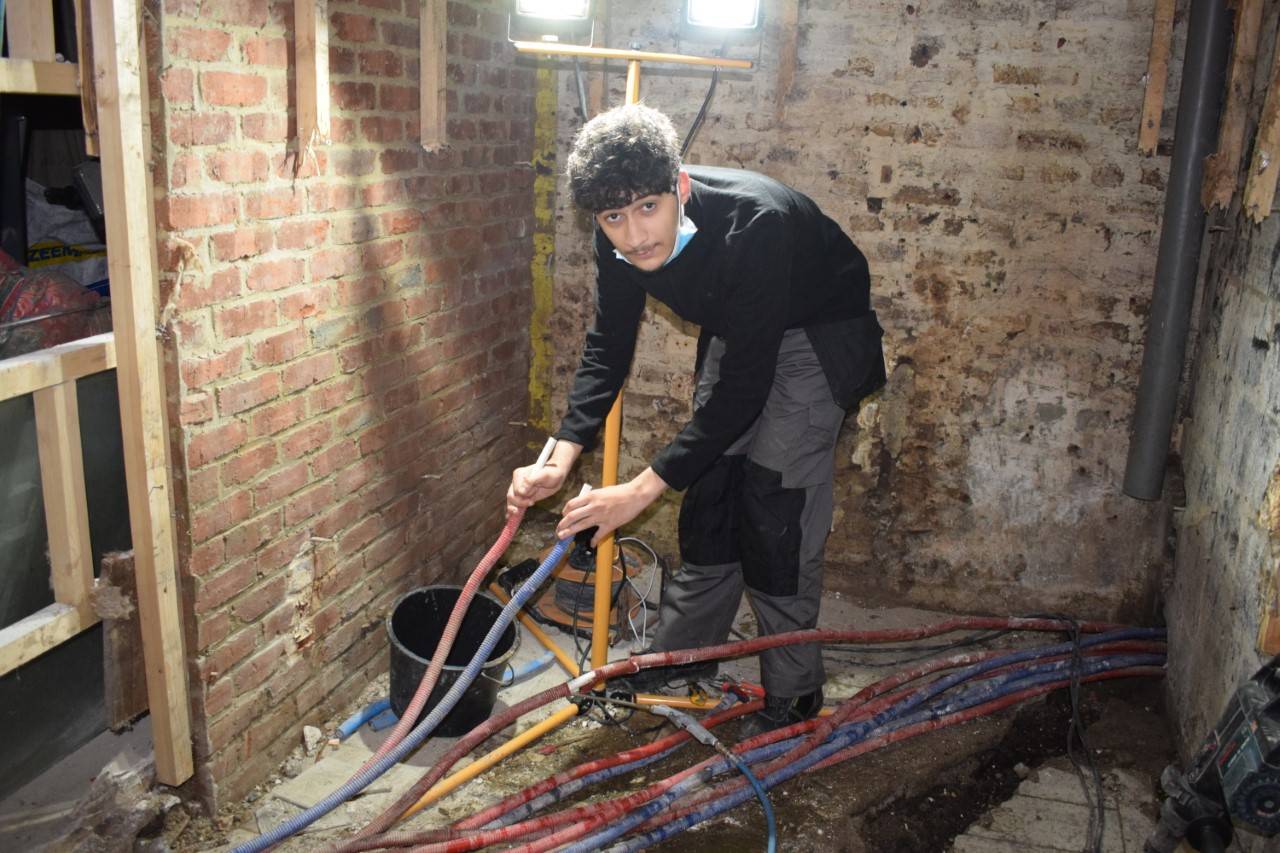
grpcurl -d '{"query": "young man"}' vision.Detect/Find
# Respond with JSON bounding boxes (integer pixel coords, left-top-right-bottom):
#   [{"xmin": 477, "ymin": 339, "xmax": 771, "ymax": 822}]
[{"xmin": 507, "ymin": 104, "xmax": 885, "ymax": 735}]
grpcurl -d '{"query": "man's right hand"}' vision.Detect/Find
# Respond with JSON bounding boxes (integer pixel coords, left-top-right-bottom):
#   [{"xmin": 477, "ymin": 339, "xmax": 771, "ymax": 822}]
[{"xmin": 506, "ymin": 439, "xmax": 583, "ymax": 516}]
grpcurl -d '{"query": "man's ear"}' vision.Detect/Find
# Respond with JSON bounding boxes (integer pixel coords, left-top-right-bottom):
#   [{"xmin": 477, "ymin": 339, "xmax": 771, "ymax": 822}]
[{"xmin": 677, "ymin": 169, "xmax": 691, "ymax": 204}]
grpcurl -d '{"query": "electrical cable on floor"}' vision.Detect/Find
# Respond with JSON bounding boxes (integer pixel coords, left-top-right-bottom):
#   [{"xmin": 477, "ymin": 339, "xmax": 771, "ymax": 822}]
[
  {"xmin": 821, "ymin": 628, "xmax": 1017, "ymax": 667},
  {"xmin": 1062, "ymin": 616, "xmax": 1106, "ymax": 853}
]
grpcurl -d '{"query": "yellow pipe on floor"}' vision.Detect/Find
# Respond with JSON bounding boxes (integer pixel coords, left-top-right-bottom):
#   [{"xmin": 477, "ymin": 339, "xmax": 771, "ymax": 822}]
[
  {"xmin": 488, "ymin": 583, "xmax": 580, "ymax": 677},
  {"xmin": 398, "ymin": 703, "xmax": 581, "ymax": 822}
]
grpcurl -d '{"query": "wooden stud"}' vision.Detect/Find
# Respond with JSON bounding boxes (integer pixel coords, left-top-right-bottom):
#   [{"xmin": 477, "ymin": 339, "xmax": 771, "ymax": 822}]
[
  {"xmin": 513, "ymin": 41, "xmax": 752, "ymax": 69},
  {"xmin": 0, "ymin": 58, "xmax": 80, "ymax": 95},
  {"xmin": 0, "ymin": 332, "xmax": 116, "ymax": 403},
  {"xmin": 100, "ymin": 551, "xmax": 150, "ymax": 729},
  {"xmin": 5, "ymin": 0, "xmax": 57, "ymax": 61},
  {"xmin": 1138, "ymin": 0, "xmax": 1176, "ymax": 155},
  {"xmin": 73, "ymin": 0, "xmax": 99, "ymax": 156},
  {"xmin": 34, "ymin": 381, "xmax": 96, "ymax": 622},
  {"xmin": 773, "ymin": 0, "xmax": 800, "ymax": 126},
  {"xmin": 1244, "ymin": 29, "xmax": 1280, "ymax": 222},
  {"xmin": 420, "ymin": 0, "xmax": 447, "ymax": 150},
  {"xmin": 90, "ymin": 0, "xmax": 193, "ymax": 785},
  {"xmin": 295, "ymin": 0, "xmax": 331, "ymax": 147},
  {"xmin": 1203, "ymin": 0, "xmax": 1263, "ymax": 210},
  {"xmin": 0, "ymin": 603, "xmax": 98, "ymax": 677}
]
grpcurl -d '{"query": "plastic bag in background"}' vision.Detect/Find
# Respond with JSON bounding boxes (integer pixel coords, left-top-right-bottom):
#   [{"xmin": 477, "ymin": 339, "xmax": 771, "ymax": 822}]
[
  {"xmin": 24, "ymin": 179, "xmax": 109, "ymax": 296},
  {"xmin": 0, "ymin": 247, "xmax": 112, "ymax": 360}
]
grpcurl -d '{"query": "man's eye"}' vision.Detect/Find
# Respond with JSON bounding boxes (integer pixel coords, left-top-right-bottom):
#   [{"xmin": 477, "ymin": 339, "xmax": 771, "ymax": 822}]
[
  {"xmin": 604, "ymin": 214, "xmax": 622, "ymax": 224},
  {"xmin": 641, "ymin": 202, "xmax": 657, "ymax": 212}
]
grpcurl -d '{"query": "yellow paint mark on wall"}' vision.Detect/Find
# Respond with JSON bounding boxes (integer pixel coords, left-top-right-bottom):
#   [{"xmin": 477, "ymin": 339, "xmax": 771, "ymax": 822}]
[{"xmin": 528, "ymin": 65, "xmax": 557, "ymax": 433}]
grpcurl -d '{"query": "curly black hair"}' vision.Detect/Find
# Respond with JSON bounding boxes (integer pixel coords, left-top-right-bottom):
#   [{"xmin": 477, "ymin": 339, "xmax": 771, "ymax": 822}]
[{"xmin": 566, "ymin": 104, "xmax": 680, "ymax": 213}]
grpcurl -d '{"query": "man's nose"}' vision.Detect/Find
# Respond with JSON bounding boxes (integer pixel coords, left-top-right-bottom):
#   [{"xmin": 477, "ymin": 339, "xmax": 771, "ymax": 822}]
[{"xmin": 624, "ymin": 218, "xmax": 645, "ymax": 249}]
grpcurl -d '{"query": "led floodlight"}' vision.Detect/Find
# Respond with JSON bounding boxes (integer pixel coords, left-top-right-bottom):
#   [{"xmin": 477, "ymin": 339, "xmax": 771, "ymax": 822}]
[{"xmin": 685, "ymin": 0, "xmax": 761, "ymax": 30}]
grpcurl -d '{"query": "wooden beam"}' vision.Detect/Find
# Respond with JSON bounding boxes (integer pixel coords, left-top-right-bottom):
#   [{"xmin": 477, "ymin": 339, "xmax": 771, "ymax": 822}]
[
  {"xmin": 420, "ymin": 0, "xmax": 447, "ymax": 149},
  {"xmin": 0, "ymin": 603, "xmax": 99, "ymax": 677},
  {"xmin": 1203, "ymin": 0, "xmax": 1263, "ymax": 209},
  {"xmin": 99, "ymin": 552, "xmax": 150, "ymax": 729},
  {"xmin": 773, "ymin": 0, "xmax": 800, "ymax": 126},
  {"xmin": 0, "ymin": 332, "xmax": 116, "ymax": 402},
  {"xmin": 1138, "ymin": 0, "xmax": 1176, "ymax": 155},
  {"xmin": 74, "ymin": 0, "xmax": 100, "ymax": 156},
  {"xmin": 90, "ymin": 0, "xmax": 193, "ymax": 785},
  {"xmin": 0, "ymin": 58, "xmax": 80, "ymax": 95},
  {"xmin": 5, "ymin": 0, "xmax": 57, "ymax": 61},
  {"xmin": 512, "ymin": 40, "xmax": 753, "ymax": 69},
  {"xmin": 34, "ymin": 381, "xmax": 96, "ymax": 622},
  {"xmin": 1245, "ymin": 29, "xmax": 1280, "ymax": 222},
  {"xmin": 295, "ymin": 0, "xmax": 331, "ymax": 147}
]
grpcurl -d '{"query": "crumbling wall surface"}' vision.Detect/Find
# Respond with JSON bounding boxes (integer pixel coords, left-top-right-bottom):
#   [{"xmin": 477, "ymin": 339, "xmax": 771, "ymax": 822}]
[
  {"xmin": 151, "ymin": 0, "xmax": 534, "ymax": 807},
  {"xmin": 546, "ymin": 0, "xmax": 1174, "ymax": 618}
]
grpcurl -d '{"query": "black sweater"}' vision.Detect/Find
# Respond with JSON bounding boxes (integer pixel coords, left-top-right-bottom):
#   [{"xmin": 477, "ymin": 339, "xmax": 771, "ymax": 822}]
[{"xmin": 554, "ymin": 165, "xmax": 882, "ymax": 491}]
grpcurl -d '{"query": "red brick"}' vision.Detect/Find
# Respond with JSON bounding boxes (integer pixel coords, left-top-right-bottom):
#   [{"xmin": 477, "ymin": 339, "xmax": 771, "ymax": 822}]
[
  {"xmin": 203, "ymin": 674, "xmax": 235, "ymax": 719},
  {"xmin": 245, "ymin": 187, "xmax": 303, "ymax": 220},
  {"xmin": 181, "ymin": 390, "xmax": 215, "ymax": 425},
  {"xmin": 360, "ymin": 116, "xmax": 404, "ymax": 143},
  {"xmin": 253, "ymin": 461, "xmax": 309, "ymax": 506},
  {"xmin": 285, "ymin": 481, "xmax": 338, "ymax": 527},
  {"xmin": 161, "ymin": 67, "xmax": 194, "ymax": 105},
  {"xmin": 281, "ymin": 352, "xmax": 338, "ymax": 393},
  {"xmin": 201, "ymin": 71, "xmax": 268, "ymax": 107},
  {"xmin": 191, "ymin": 489, "xmax": 254, "ymax": 542},
  {"xmin": 279, "ymin": 289, "xmax": 330, "ymax": 321},
  {"xmin": 362, "ymin": 179, "xmax": 404, "ymax": 207},
  {"xmin": 256, "ymin": 530, "xmax": 309, "ymax": 575},
  {"xmin": 379, "ymin": 208, "xmax": 422, "ymax": 235},
  {"xmin": 380, "ymin": 21, "xmax": 417, "ymax": 48},
  {"xmin": 359, "ymin": 49, "xmax": 402, "ymax": 77},
  {"xmin": 251, "ymin": 397, "xmax": 307, "ymax": 438},
  {"xmin": 310, "ymin": 377, "xmax": 357, "ymax": 414},
  {"xmin": 331, "ymin": 214, "xmax": 378, "ymax": 245},
  {"xmin": 181, "ymin": 347, "xmax": 244, "ymax": 389},
  {"xmin": 311, "ymin": 440, "xmax": 359, "ymax": 478},
  {"xmin": 187, "ymin": 465, "xmax": 221, "ymax": 507},
  {"xmin": 333, "ymin": 81, "xmax": 376, "ymax": 111},
  {"xmin": 307, "ymin": 184, "xmax": 360, "ymax": 213},
  {"xmin": 218, "ymin": 372, "xmax": 280, "ymax": 416},
  {"xmin": 253, "ymin": 327, "xmax": 309, "ymax": 366},
  {"xmin": 169, "ymin": 113, "xmax": 235, "ymax": 146},
  {"xmin": 380, "ymin": 148, "xmax": 420, "ymax": 174},
  {"xmin": 188, "ymin": 420, "xmax": 249, "ymax": 468},
  {"xmin": 281, "ymin": 420, "xmax": 332, "ymax": 459},
  {"xmin": 189, "ymin": 538, "xmax": 225, "ymax": 577},
  {"xmin": 215, "ymin": 299, "xmax": 278, "ymax": 339},
  {"xmin": 233, "ymin": 639, "xmax": 286, "ymax": 694},
  {"xmin": 331, "ymin": 149, "xmax": 377, "ymax": 178},
  {"xmin": 379, "ymin": 84, "xmax": 416, "ymax": 113},
  {"xmin": 242, "ymin": 112, "xmax": 289, "ymax": 143},
  {"xmin": 333, "ymin": 12, "xmax": 376, "ymax": 41},
  {"xmin": 170, "ymin": 27, "xmax": 233, "ymax": 61},
  {"xmin": 211, "ymin": 227, "xmax": 273, "ymax": 262},
  {"xmin": 225, "ymin": 511, "xmax": 282, "ymax": 561},
  {"xmin": 243, "ymin": 36, "xmax": 288, "ymax": 67},
  {"xmin": 276, "ymin": 219, "xmax": 331, "ymax": 250},
  {"xmin": 246, "ymin": 258, "xmax": 305, "ymax": 293},
  {"xmin": 363, "ymin": 240, "xmax": 403, "ymax": 270},
  {"xmin": 202, "ymin": 0, "xmax": 269, "ymax": 27},
  {"xmin": 312, "ymin": 246, "xmax": 363, "ymax": 280},
  {"xmin": 197, "ymin": 610, "xmax": 232, "ymax": 653},
  {"xmin": 329, "ymin": 44, "xmax": 356, "ymax": 75},
  {"xmin": 161, "ymin": 193, "xmax": 239, "ymax": 230},
  {"xmin": 221, "ymin": 442, "xmax": 278, "ymax": 486},
  {"xmin": 207, "ymin": 150, "xmax": 271, "ymax": 184}
]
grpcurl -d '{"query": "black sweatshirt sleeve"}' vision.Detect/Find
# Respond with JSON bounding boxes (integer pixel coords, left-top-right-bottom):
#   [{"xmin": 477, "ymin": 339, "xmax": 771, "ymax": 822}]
[
  {"xmin": 553, "ymin": 250, "xmax": 647, "ymax": 452},
  {"xmin": 651, "ymin": 213, "xmax": 792, "ymax": 490}
]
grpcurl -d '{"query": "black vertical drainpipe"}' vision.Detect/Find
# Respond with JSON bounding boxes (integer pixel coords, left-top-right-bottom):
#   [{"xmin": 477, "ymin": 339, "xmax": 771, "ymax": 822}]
[{"xmin": 1123, "ymin": 0, "xmax": 1233, "ymax": 501}]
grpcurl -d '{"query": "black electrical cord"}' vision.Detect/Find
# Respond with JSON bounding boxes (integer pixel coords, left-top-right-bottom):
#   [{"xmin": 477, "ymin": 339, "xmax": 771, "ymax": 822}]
[
  {"xmin": 820, "ymin": 629, "xmax": 1016, "ymax": 667},
  {"xmin": 1062, "ymin": 616, "xmax": 1106, "ymax": 853},
  {"xmin": 572, "ymin": 56, "xmax": 590, "ymax": 122},
  {"xmin": 679, "ymin": 65, "xmax": 720, "ymax": 159}
]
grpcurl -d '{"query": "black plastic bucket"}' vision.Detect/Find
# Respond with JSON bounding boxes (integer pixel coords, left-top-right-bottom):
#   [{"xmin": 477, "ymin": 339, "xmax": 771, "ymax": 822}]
[{"xmin": 387, "ymin": 585, "xmax": 519, "ymax": 737}]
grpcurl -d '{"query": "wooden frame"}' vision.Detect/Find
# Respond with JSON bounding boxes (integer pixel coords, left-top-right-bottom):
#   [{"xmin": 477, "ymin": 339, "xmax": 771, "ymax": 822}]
[
  {"xmin": 295, "ymin": 0, "xmax": 331, "ymax": 146},
  {"xmin": 90, "ymin": 0, "xmax": 194, "ymax": 784},
  {"xmin": 0, "ymin": 335, "xmax": 115, "ymax": 676},
  {"xmin": 420, "ymin": 0, "xmax": 447, "ymax": 149},
  {"xmin": 1138, "ymin": 0, "xmax": 1176, "ymax": 155}
]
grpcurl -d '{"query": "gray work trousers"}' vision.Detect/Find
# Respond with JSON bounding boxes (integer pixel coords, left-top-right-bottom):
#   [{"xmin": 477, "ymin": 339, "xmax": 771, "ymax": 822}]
[{"xmin": 652, "ymin": 328, "xmax": 845, "ymax": 698}]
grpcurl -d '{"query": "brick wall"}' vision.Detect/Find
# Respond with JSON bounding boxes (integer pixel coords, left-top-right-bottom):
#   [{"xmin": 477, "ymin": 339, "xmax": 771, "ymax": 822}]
[
  {"xmin": 545, "ymin": 0, "xmax": 1178, "ymax": 619},
  {"xmin": 1165, "ymin": 15, "xmax": 1280, "ymax": 815},
  {"xmin": 150, "ymin": 0, "xmax": 534, "ymax": 807}
]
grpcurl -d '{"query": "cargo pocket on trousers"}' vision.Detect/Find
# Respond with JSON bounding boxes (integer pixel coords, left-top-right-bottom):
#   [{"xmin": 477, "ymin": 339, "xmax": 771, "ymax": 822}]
[
  {"xmin": 679, "ymin": 454, "xmax": 746, "ymax": 567},
  {"xmin": 778, "ymin": 403, "xmax": 845, "ymax": 490},
  {"xmin": 739, "ymin": 459, "xmax": 804, "ymax": 597}
]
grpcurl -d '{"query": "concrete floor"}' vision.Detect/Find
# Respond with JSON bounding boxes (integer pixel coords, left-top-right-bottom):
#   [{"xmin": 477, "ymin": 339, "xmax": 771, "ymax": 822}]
[{"xmin": 1, "ymin": 587, "xmax": 1176, "ymax": 852}]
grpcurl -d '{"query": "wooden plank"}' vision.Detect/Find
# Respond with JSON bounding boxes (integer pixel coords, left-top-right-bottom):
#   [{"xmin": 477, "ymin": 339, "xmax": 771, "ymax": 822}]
[
  {"xmin": 0, "ymin": 57, "xmax": 80, "ymax": 95},
  {"xmin": 773, "ymin": 0, "xmax": 800, "ymax": 125},
  {"xmin": 1258, "ymin": 461, "xmax": 1280, "ymax": 654},
  {"xmin": 90, "ymin": 0, "xmax": 193, "ymax": 785},
  {"xmin": 5, "ymin": 0, "xmax": 57, "ymax": 61},
  {"xmin": 0, "ymin": 603, "xmax": 99, "ymax": 677},
  {"xmin": 295, "ymin": 0, "xmax": 331, "ymax": 147},
  {"xmin": 1138, "ymin": 0, "xmax": 1176, "ymax": 155},
  {"xmin": 1203, "ymin": 0, "xmax": 1264, "ymax": 209},
  {"xmin": 420, "ymin": 0, "xmax": 447, "ymax": 149},
  {"xmin": 74, "ymin": 0, "xmax": 100, "ymax": 156},
  {"xmin": 511, "ymin": 41, "xmax": 753, "ymax": 69},
  {"xmin": 0, "ymin": 332, "xmax": 116, "ymax": 402},
  {"xmin": 98, "ymin": 552, "xmax": 150, "ymax": 729},
  {"xmin": 1244, "ymin": 29, "xmax": 1280, "ymax": 222},
  {"xmin": 34, "ymin": 381, "xmax": 95, "ymax": 621}
]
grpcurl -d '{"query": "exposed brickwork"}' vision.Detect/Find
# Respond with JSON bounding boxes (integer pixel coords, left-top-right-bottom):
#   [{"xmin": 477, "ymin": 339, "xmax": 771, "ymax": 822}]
[
  {"xmin": 547, "ymin": 1, "xmax": 1177, "ymax": 619},
  {"xmin": 153, "ymin": 0, "xmax": 533, "ymax": 809}
]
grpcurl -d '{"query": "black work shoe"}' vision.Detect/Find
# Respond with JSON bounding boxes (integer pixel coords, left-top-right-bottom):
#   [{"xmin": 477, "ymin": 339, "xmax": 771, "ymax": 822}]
[
  {"xmin": 738, "ymin": 688, "xmax": 824, "ymax": 739},
  {"xmin": 610, "ymin": 660, "xmax": 720, "ymax": 694}
]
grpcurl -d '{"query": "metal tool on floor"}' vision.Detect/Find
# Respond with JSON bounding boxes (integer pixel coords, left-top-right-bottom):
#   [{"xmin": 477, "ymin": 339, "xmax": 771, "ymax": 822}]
[{"xmin": 1145, "ymin": 655, "xmax": 1280, "ymax": 853}]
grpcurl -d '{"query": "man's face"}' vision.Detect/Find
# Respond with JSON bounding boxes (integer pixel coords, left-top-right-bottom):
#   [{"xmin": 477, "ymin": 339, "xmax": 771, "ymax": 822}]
[{"xmin": 594, "ymin": 171, "xmax": 690, "ymax": 272}]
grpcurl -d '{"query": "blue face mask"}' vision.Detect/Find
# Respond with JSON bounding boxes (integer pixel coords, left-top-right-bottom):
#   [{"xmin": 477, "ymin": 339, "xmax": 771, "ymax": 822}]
[{"xmin": 613, "ymin": 202, "xmax": 699, "ymax": 268}]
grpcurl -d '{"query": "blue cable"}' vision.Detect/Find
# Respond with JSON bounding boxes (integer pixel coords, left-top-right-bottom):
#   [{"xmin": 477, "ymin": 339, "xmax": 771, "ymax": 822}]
[
  {"xmin": 336, "ymin": 698, "xmax": 392, "ymax": 739},
  {"xmin": 232, "ymin": 535, "xmax": 575, "ymax": 853}
]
